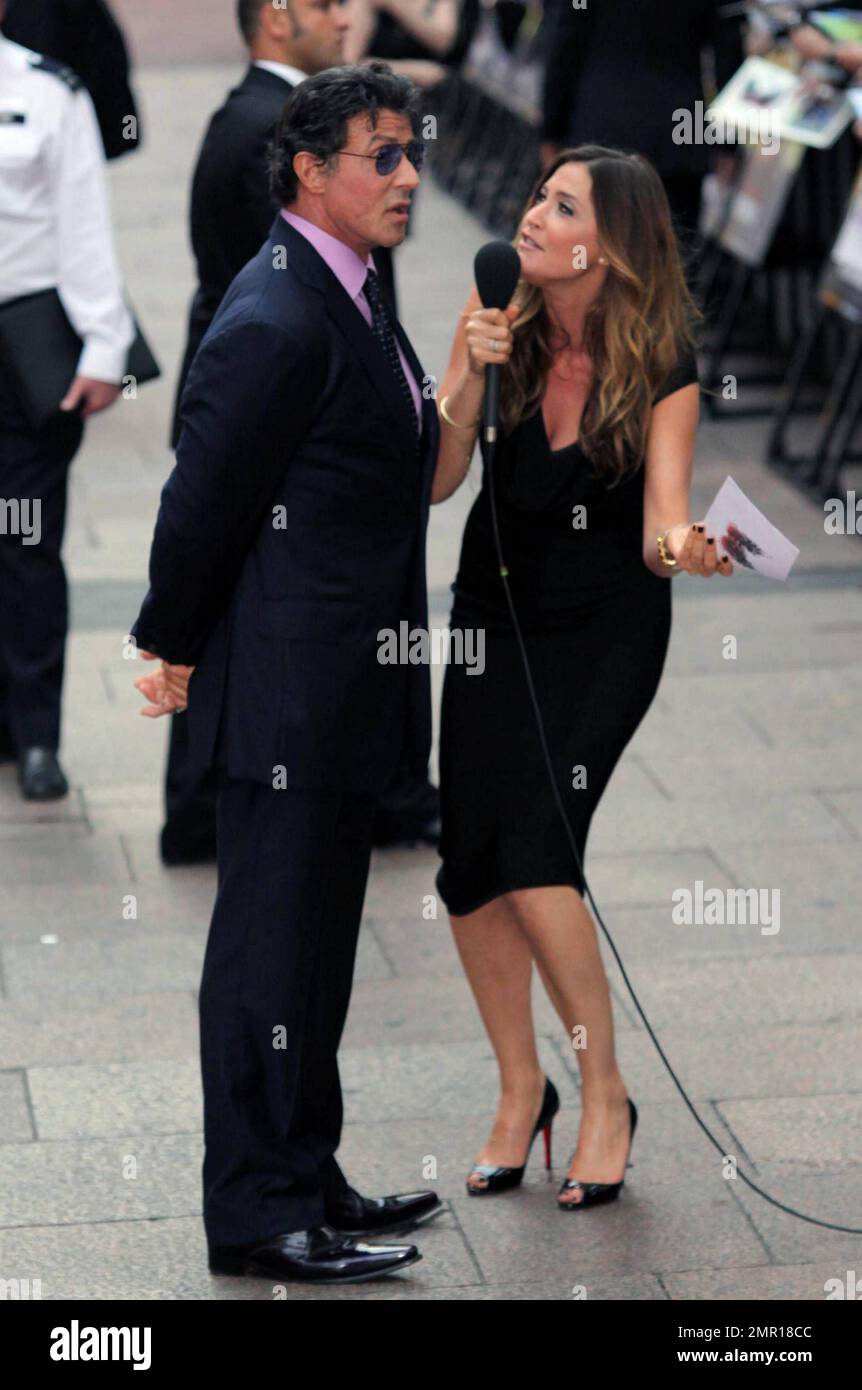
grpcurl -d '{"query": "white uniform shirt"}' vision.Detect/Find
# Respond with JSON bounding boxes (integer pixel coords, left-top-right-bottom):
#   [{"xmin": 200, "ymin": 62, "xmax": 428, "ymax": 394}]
[{"xmin": 0, "ymin": 34, "xmax": 134, "ymax": 383}]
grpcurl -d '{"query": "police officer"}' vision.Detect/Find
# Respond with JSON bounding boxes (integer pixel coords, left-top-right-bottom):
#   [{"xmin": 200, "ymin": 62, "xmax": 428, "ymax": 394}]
[{"xmin": 0, "ymin": 7, "xmax": 134, "ymax": 798}]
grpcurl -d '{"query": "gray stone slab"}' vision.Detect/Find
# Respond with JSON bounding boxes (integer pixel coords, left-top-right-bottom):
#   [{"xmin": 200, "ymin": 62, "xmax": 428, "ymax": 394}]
[
  {"xmin": 588, "ymin": 789, "xmax": 851, "ymax": 856},
  {"xmin": 27, "ymin": 1060, "xmax": 202, "ymax": 1141},
  {"xmin": 718, "ymin": 1094, "xmax": 862, "ymax": 1172},
  {"xmin": 0, "ymin": 880, "xmax": 215, "ymax": 942},
  {"xmin": 1, "ymin": 921, "xmax": 390, "ymax": 1000},
  {"xmin": 337, "ymin": 1037, "xmax": 576, "ymax": 1129},
  {"xmin": 363, "ymin": 915, "xmax": 470, "ymax": 981},
  {"xmin": 575, "ymin": 849, "xmax": 739, "ymax": 909},
  {"xmin": 0, "ymin": 992, "xmax": 198, "ymax": 1069},
  {"xmin": 665, "ymin": 1261, "xmax": 862, "ymax": 1300},
  {"xmin": 364, "ymin": 846, "xmax": 441, "ymax": 920},
  {"xmin": 0, "ymin": 830, "xmax": 131, "ymax": 892},
  {"xmin": 637, "ymin": 745, "xmax": 862, "ymax": 797},
  {"xmin": 0, "ymin": 1069, "xmax": 34, "ymax": 1142},
  {"xmin": 0, "ymin": 1215, "xmax": 479, "ymax": 1299},
  {"xmin": 0, "ymin": 1133, "xmax": 201, "ymax": 1227},
  {"xmin": 1, "ymin": 930, "xmax": 204, "ymax": 1001},
  {"xmin": 730, "ymin": 1167, "xmax": 862, "ymax": 1266},
  {"xmin": 600, "ymin": 954, "xmax": 862, "ymax": 1031},
  {"xmin": 450, "ymin": 1183, "xmax": 766, "ymax": 1284},
  {"xmin": 710, "ymin": 838, "xmax": 862, "ymax": 912},
  {"xmin": 341, "ymin": 973, "xmax": 589, "ymax": 1048},
  {"xmin": 573, "ymin": 1021, "xmax": 862, "ymax": 1109},
  {"xmin": 575, "ymin": 900, "xmax": 859, "ymax": 962},
  {"xmin": 0, "ymin": 781, "xmax": 88, "ymax": 829},
  {"xmin": 823, "ymin": 790, "xmax": 862, "ymax": 839}
]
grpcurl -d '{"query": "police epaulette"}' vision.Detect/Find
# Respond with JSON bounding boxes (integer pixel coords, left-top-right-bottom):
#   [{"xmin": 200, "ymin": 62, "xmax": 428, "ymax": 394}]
[{"xmin": 28, "ymin": 54, "xmax": 83, "ymax": 92}]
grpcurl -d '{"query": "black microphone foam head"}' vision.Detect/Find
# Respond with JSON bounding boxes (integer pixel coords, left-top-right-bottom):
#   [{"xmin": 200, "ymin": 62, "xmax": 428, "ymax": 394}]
[{"xmin": 474, "ymin": 241, "xmax": 522, "ymax": 311}]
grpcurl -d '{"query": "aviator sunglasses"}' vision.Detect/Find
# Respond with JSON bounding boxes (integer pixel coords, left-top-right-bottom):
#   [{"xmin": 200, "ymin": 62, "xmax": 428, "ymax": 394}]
[{"xmin": 339, "ymin": 139, "xmax": 426, "ymax": 176}]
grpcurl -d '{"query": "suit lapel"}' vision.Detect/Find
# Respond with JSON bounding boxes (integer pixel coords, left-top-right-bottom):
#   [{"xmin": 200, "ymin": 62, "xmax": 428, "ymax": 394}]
[
  {"xmin": 323, "ymin": 281, "xmax": 420, "ymax": 460},
  {"xmin": 269, "ymin": 217, "xmax": 433, "ymax": 470}
]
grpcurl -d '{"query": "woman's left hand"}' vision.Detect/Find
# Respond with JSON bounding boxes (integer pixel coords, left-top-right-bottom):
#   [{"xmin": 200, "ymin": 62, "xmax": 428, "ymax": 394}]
[{"xmin": 666, "ymin": 522, "xmax": 733, "ymax": 577}]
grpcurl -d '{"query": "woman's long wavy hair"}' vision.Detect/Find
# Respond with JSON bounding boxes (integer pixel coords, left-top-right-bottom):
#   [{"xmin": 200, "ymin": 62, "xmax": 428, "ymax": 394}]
[{"xmin": 501, "ymin": 145, "xmax": 702, "ymax": 485}]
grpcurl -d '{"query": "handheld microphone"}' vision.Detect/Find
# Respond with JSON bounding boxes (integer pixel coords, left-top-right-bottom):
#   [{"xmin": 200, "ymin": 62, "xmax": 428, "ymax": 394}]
[{"xmin": 474, "ymin": 240, "xmax": 521, "ymax": 447}]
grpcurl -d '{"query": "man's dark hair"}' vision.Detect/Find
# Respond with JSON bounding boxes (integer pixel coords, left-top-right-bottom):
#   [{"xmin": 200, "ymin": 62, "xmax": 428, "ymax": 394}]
[
  {"xmin": 237, "ymin": 0, "xmax": 266, "ymax": 44},
  {"xmin": 269, "ymin": 62, "xmax": 422, "ymax": 206}
]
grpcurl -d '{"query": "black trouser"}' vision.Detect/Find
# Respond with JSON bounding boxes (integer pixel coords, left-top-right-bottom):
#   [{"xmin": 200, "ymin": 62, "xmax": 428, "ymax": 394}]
[
  {"xmin": 0, "ymin": 373, "xmax": 83, "ymax": 752},
  {"xmin": 200, "ymin": 773, "xmax": 375, "ymax": 1249}
]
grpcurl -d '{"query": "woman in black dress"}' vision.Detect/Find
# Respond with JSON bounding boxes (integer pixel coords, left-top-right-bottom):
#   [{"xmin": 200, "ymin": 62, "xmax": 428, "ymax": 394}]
[{"xmin": 432, "ymin": 146, "xmax": 734, "ymax": 1209}]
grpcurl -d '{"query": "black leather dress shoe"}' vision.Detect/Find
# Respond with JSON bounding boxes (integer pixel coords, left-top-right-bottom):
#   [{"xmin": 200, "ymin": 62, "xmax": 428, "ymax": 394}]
[
  {"xmin": 159, "ymin": 829, "xmax": 218, "ymax": 866},
  {"xmin": 18, "ymin": 747, "xmax": 68, "ymax": 800},
  {"xmin": 372, "ymin": 814, "xmax": 441, "ymax": 849},
  {"xmin": 325, "ymin": 1187, "xmax": 443, "ymax": 1237},
  {"xmin": 208, "ymin": 1224, "xmax": 421, "ymax": 1283}
]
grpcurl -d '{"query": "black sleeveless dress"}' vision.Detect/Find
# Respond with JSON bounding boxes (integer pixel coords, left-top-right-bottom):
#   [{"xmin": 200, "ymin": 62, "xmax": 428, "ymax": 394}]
[{"xmin": 435, "ymin": 352, "xmax": 699, "ymax": 916}]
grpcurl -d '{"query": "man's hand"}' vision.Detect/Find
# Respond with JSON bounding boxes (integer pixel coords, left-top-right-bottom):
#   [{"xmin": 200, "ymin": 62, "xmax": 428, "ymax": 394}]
[
  {"xmin": 60, "ymin": 376, "xmax": 122, "ymax": 419},
  {"xmin": 134, "ymin": 650, "xmax": 196, "ymax": 718}
]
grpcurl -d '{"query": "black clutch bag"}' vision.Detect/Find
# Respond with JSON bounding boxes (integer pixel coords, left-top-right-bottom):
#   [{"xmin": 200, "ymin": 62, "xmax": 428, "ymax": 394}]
[{"xmin": 0, "ymin": 287, "xmax": 160, "ymax": 430}]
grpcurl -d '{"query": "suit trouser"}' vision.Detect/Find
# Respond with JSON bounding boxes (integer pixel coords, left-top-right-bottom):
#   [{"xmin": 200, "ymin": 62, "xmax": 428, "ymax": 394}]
[
  {"xmin": 0, "ymin": 372, "xmax": 84, "ymax": 752},
  {"xmin": 200, "ymin": 771, "xmax": 376, "ymax": 1248}
]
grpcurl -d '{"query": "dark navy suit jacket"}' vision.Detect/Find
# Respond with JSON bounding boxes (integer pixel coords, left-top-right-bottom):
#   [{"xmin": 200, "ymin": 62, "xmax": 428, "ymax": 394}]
[{"xmin": 131, "ymin": 216, "xmax": 439, "ymax": 795}]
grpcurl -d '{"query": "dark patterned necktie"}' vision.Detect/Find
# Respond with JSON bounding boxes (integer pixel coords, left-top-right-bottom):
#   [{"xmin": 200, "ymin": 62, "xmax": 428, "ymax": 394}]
[{"xmin": 363, "ymin": 268, "xmax": 419, "ymax": 436}]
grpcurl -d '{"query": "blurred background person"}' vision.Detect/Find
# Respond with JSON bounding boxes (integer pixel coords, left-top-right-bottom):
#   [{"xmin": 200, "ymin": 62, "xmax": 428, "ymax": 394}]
[
  {"xmin": 540, "ymin": 0, "xmax": 745, "ymax": 242},
  {"xmin": 2, "ymin": 0, "xmax": 140, "ymax": 158},
  {"xmin": 0, "ymin": 6, "xmax": 134, "ymax": 798},
  {"xmin": 171, "ymin": 0, "xmax": 351, "ymax": 453},
  {"xmin": 344, "ymin": 0, "xmax": 479, "ymax": 92},
  {"xmin": 342, "ymin": 0, "xmax": 480, "ymax": 314}
]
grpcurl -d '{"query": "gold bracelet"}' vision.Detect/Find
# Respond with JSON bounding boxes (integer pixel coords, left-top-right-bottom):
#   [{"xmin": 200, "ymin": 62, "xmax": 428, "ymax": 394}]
[
  {"xmin": 656, "ymin": 531, "xmax": 678, "ymax": 569},
  {"xmin": 439, "ymin": 393, "xmax": 480, "ymax": 430}
]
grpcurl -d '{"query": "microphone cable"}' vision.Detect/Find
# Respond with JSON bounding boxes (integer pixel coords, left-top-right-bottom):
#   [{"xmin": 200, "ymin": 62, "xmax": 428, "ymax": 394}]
[{"xmin": 480, "ymin": 426, "xmax": 862, "ymax": 1235}]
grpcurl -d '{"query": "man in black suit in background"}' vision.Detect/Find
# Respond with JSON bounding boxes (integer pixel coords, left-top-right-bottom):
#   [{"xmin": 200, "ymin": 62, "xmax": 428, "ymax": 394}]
[
  {"xmin": 2, "ymin": 0, "xmax": 140, "ymax": 158},
  {"xmin": 540, "ymin": 0, "xmax": 745, "ymax": 237},
  {"xmin": 131, "ymin": 62, "xmax": 441, "ymax": 1284},
  {"xmin": 162, "ymin": 0, "xmax": 438, "ymax": 865},
  {"xmin": 170, "ymin": 0, "xmax": 351, "ymax": 446}
]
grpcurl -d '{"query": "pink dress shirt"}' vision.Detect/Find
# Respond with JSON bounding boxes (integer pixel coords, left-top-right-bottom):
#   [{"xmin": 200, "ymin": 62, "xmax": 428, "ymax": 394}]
[{"xmin": 281, "ymin": 209, "xmax": 422, "ymax": 430}]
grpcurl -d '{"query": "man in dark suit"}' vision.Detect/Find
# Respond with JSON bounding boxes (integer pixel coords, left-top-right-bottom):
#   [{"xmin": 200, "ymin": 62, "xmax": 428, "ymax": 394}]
[
  {"xmin": 130, "ymin": 62, "xmax": 441, "ymax": 1283},
  {"xmin": 2, "ymin": 0, "xmax": 140, "ymax": 158},
  {"xmin": 540, "ymin": 0, "xmax": 745, "ymax": 236},
  {"xmin": 162, "ymin": 0, "xmax": 434, "ymax": 865}
]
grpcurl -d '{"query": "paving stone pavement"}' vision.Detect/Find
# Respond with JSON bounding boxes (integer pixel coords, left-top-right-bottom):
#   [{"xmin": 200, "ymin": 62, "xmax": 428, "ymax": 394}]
[{"xmin": 1, "ymin": 52, "xmax": 861, "ymax": 1302}]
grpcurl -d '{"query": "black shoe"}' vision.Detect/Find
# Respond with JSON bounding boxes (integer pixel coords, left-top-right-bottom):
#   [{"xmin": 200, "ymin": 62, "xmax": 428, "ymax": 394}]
[
  {"xmin": 325, "ymin": 1186, "xmax": 443, "ymax": 1237},
  {"xmin": 466, "ymin": 1076, "xmax": 560, "ymax": 1196},
  {"xmin": 557, "ymin": 1097, "xmax": 638, "ymax": 1211},
  {"xmin": 208, "ymin": 1224, "xmax": 421, "ymax": 1283},
  {"xmin": 18, "ymin": 747, "xmax": 68, "ymax": 800},
  {"xmin": 0, "ymin": 729, "xmax": 15, "ymax": 764},
  {"xmin": 372, "ymin": 813, "xmax": 441, "ymax": 849},
  {"xmin": 159, "ymin": 830, "xmax": 217, "ymax": 866}
]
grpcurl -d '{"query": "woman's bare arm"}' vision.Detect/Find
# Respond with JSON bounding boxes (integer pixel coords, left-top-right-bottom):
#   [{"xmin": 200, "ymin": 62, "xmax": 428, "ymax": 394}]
[
  {"xmin": 432, "ymin": 287, "xmax": 486, "ymax": 504},
  {"xmin": 641, "ymin": 382, "xmax": 700, "ymax": 577}
]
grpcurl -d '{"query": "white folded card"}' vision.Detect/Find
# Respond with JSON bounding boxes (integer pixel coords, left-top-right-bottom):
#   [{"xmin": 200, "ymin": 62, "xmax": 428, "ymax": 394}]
[{"xmin": 702, "ymin": 476, "xmax": 800, "ymax": 580}]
